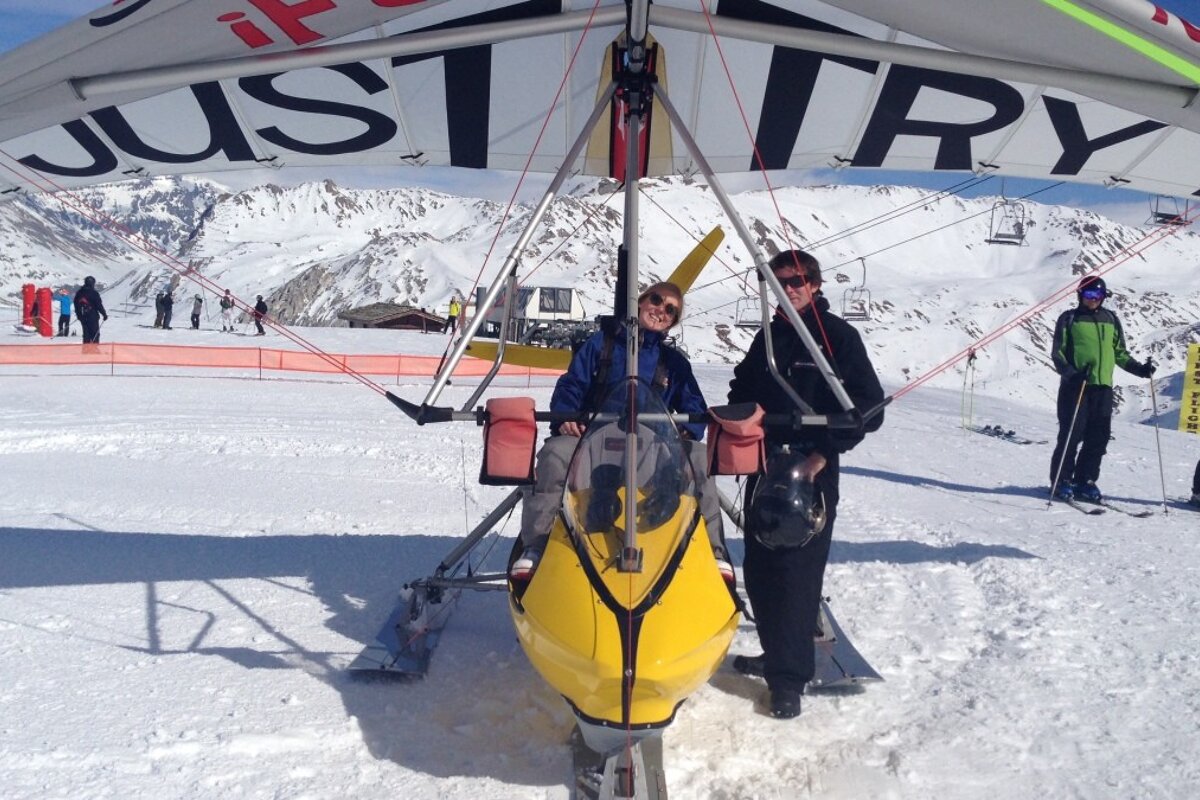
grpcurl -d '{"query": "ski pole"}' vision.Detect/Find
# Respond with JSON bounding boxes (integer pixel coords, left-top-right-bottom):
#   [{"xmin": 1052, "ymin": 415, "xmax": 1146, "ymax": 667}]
[
  {"xmin": 1148, "ymin": 376, "xmax": 1169, "ymax": 515},
  {"xmin": 961, "ymin": 348, "xmax": 977, "ymax": 429},
  {"xmin": 1048, "ymin": 379, "xmax": 1087, "ymax": 506}
]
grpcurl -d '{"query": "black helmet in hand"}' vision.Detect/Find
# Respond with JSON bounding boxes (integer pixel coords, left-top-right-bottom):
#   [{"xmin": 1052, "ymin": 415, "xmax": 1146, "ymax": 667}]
[{"xmin": 749, "ymin": 450, "xmax": 827, "ymax": 550}]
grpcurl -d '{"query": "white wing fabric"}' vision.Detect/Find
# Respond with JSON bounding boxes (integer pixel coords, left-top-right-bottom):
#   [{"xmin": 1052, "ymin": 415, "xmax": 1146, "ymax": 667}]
[{"xmin": 0, "ymin": 0, "xmax": 1197, "ymax": 196}]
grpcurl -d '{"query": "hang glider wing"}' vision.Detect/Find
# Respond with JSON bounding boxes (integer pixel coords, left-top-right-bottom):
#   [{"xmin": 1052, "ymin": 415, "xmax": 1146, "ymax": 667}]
[{"xmin": 1, "ymin": 0, "xmax": 1198, "ymax": 197}]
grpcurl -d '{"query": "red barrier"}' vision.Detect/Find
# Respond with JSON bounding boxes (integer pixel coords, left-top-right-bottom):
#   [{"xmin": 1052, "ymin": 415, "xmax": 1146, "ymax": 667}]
[
  {"xmin": 35, "ymin": 287, "xmax": 54, "ymax": 337},
  {"xmin": 0, "ymin": 342, "xmax": 562, "ymax": 378},
  {"xmin": 21, "ymin": 284, "xmax": 35, "ymax": 327}
]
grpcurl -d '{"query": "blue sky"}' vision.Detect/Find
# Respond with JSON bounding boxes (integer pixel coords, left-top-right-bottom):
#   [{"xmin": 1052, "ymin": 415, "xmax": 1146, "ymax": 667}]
[{"xmin": 1, "ymin": 0, "xmax": 1198, "ymax": 222}]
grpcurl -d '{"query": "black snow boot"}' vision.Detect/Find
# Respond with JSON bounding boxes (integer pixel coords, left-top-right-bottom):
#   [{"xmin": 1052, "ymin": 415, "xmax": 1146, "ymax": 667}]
[{"xmin": 769, "ymin": 688, "xmax": 802, "ymax": 719}]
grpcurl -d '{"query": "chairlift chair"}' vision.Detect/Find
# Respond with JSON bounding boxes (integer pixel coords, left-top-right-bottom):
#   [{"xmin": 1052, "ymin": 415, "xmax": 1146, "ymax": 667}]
[
  {"xmin": 985, "ymin": 199, "xmax": 1028, "ymax": 245},
  {"xmin": 841, "ymin": 258, "xmax": 872, "ymax": 322},
  {"xmin": 1147, "ymin": 194, "xmax": 1190, "ymax": 226},
  {"xmin": 734, "ymin": 295, "xmax": 760, "ymax": 328}
]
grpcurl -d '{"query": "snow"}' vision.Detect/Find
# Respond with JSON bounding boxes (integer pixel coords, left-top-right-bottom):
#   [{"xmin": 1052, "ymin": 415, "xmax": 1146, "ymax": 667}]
[{"xmin": 2, "ymin": 320, "xmax": 1198, "ymax": 799}]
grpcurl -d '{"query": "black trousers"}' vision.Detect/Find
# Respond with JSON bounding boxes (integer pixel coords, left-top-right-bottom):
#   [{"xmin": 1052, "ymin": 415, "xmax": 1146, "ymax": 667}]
[
  {"xmin": 743, "ymin": 475, "xmax": 838, "ymax": 694},
  {"xmin": 1193, "ymin": 460, "xmax": 1199, "ymax": 495},
  {"xmin": 191, "ymin": 313, "xmax": 200, "ymax": 329},
  {"xmin": 58, "ymin": 314, "xmax": 70, "ymax": 336},
  {"xmin": 1050, "ymin": 381, "xmax": 1113, "ymax": 487},
  {"xmin": 80, "ymin": 315, "xmax": 101, "ymax": 343}
]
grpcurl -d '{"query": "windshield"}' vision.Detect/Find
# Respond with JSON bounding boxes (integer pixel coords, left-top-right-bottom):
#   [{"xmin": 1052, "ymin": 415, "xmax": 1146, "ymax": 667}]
[{"xmin": 561, "ymin": 379, "xmax": 699, "ymax": 594}]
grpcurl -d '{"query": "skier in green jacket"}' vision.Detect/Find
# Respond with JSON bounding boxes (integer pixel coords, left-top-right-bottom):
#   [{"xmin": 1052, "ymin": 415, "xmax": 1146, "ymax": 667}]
[{"xmin": 1049, "ymin": 276, "xmax": 1155, "ymax": 502}]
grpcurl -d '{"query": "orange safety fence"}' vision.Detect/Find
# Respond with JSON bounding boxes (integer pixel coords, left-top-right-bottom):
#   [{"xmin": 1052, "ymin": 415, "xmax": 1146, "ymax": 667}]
[{"xmin": 0, "ymin": 342, "xmax": 562, "ymax": 378}]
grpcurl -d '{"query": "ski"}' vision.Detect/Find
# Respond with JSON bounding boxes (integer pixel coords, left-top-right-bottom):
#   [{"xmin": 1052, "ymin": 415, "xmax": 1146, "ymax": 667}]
[
  {"xmin": 812, "ymin": 601, "xmax": 883, "ymax": 688},
  {"xmin": 348, "ymin": 582, "xmax": 459, "ymax": 677},
  {"xmin": 1090, "ymin": 499, "xmax": 1154, "ymax": 518},
  {"xmin": 733, "ymin": 600, "xmax": 882, "ymax": 689},
  {"xmin": 967, "ymin": 424, "xmax": 1047, "ymax": 446},
  {"xmin": 1053, "ymin": 498, "xmax": 1105, "ymax": 515},
  {"xmin": 570, "ymin": 728, "xmax": 667, "ymax": 800},
  {"xmin": 1170, "ymin": 497, "xmax": 1200, "ymax": 512}
]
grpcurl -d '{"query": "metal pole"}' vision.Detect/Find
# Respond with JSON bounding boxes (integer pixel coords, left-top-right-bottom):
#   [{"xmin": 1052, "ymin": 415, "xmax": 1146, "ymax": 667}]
[
  {"xmin": 652, "ymin": 86, "xmax": 853, "ymax": 413},
  {"xmin": 1148, "ymin": 377, "xmax": 1170, "ymax": 514},
  {"xmin": 1048, "ymin": 380, "xmax": 1087, "ymax": 506},
  {"xmin": 419, "ymin": 83, "xmax": 618, "ymax": 409},
  {"xmin": 461, "ymin": 270, "xmax": 520, "ymax": 410}
]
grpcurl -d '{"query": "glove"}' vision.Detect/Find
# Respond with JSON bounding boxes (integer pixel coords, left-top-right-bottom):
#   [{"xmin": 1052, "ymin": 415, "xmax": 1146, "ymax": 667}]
[
  {"xmin": 1135, "ymin": 358, "xmax": 1156, "ymax": 378},
  {"xmin": 102, "ymin": 314, "xmax": 108, "ymax": 322},
  {"xmin": 1060, "ymin": 366, "xmax": 1085, "ymax": 382}
]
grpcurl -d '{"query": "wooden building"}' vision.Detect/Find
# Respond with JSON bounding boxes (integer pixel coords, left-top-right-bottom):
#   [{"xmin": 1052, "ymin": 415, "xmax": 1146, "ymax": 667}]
[{"xmin": 337, "ymin": 302, "xmax": 446, "ymax": 333}]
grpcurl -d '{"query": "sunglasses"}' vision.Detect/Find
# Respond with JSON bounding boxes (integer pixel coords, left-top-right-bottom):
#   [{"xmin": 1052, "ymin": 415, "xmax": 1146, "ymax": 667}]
[
  {"xmin": 777, "ymin": 274, "xmax": 815, "ymax": 289},
  {"xmin": 645, "ymin": 292, "xmax": 679, "ymax": 319},
  {"xmin": 1080, "ymin": 288, "xmax": 1106, "ymax": 300}
]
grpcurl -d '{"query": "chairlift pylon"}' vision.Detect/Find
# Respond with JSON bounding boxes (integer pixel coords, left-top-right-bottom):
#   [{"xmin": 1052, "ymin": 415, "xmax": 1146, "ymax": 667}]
[
  {"xmin": 841, "ymin": 257, "xmax": 872, "ymax": 322},
  {"xmin": 1146, "ymin": 194, "xmax": 1191, "ymax": 226},
  {"xmin": 985, "ymin": 199, "xmax": 1028, "ymax": 245}
]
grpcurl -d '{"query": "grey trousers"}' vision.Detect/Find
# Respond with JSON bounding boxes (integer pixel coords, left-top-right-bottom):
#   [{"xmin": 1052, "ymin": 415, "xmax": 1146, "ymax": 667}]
[{"xmin": 519, "ymin": 434, "xmax": 724, "ymax": 548}]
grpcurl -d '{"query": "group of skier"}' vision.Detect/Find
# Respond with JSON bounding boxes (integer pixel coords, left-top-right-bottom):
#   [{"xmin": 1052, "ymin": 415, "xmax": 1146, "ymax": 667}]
[{"xmin": 64, "ymin": 280, "xmax": 270, "ymax": 338}]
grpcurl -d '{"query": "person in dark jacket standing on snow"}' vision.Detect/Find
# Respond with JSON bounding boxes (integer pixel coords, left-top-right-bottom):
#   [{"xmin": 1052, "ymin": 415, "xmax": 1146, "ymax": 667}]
[
  {"xmin": 73, "ymin": 276, "xmax": 107, "ymax": 344},
  {"xmin": 727, "ymin": 249, "xmax": 884, "ymax": 720},
  {"xmin": 510, "ymin": 281, "xmax": 730, "ymax": 582},
  {"xmin": 1049, "ymin": 276, "xmax": 1155, "ymax": 503},
  {"xmin": 253, "ymin": 295, "xmax": 268, "ymax": 336},
  {"xmin": 161, "ymin": 288, "xmax": 174, "ymax": 329}
]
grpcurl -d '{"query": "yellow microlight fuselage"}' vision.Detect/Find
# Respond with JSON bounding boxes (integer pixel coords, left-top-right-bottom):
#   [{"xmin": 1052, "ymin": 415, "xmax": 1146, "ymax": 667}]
[{"xmin": 510, "ymin": 488, "xmax": 740, "ymax": 731}]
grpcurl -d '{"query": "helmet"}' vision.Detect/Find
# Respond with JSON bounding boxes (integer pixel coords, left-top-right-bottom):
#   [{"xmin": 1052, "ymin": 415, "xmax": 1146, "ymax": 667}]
[
  {"xmin": 748, "ymin": 450, "xmax": 827, "ymax": 549},
  {"xmin": 84, "ymin": 275, "xmax": 96, "ymax": 287}
]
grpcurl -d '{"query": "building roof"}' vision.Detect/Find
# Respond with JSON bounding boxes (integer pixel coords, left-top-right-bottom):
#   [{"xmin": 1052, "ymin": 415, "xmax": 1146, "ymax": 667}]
[{"xmin": 337, "ymin": 302, "xmax": 444, "ymax": 325}]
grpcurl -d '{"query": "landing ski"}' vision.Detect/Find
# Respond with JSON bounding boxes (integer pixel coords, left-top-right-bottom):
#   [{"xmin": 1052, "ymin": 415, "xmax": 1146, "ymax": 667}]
[
  {"xmin": 812, "ymin": 601, "xmax": 883, "ymax": 688},
  {"xmin": 967, "ymin": 424, "xmax": 1047, "ymax": 446},
  {"xmin": 570, "ymin": 728, "xmax": 667, "ymax": 800},
  {"xmin": 734, "ymin": 601, "xmax": 882, "ymax": 689},
  {"xmin": 348, "ymin": 582, "xmax": 458, "ymax": 677}
]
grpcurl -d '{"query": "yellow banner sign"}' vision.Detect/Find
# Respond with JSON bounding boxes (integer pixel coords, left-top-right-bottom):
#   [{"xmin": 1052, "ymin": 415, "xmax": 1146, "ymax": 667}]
[{"xmin": 1180, "ymin": 343, "xmax": 1200, "ymax": 435}]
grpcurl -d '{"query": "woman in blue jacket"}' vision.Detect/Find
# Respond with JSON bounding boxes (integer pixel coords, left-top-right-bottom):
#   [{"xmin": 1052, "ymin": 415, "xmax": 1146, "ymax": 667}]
[{"xmin": 511, "ymin": 281, "xmax": 728, "ymax": 580}]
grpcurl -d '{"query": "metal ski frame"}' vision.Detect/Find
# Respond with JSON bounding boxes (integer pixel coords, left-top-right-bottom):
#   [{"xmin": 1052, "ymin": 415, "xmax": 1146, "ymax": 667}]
[{"xmin": 349, "ymin": 487, "xmax": 522, "ymax": 676}]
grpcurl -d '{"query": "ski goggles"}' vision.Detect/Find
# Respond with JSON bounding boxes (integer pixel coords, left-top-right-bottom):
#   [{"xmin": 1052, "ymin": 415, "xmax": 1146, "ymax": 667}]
[{"xmin": 1079, "ymin": 287, "xmax": 1106, "ymax": 301}]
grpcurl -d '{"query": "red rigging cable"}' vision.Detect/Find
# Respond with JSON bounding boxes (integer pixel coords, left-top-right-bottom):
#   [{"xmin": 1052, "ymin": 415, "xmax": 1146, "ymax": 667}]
[
  {"xmin": 450, "ymin": 0, "xmax": 606, "ymax": 350},
  {"xmin": 893, "ymin": 203, "xmax": 1199, "ymax": 400},
  {"xmin": 695, "ymin": 1, "xmax": 837, "ymax": 360},
  {"xmin": 0, "ymin": 151, "xmax": 389, "ymax": 395}
]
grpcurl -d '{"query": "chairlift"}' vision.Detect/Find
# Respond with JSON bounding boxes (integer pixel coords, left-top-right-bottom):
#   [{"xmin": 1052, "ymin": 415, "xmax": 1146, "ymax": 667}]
[
  {"xmin": 734, "ymin": 295, "xmax": 760, "ymax": 328},
  {"xmin": 1146, "ymin": 194, "xmax": 1191, "ymax": 226},
  {"xmin": 841, "ymin": 257, "xmax": 872, "ymax": 322},
  {"xmin": 985, "ymin": 199, "xmax": 1028, "ymax": 245}
]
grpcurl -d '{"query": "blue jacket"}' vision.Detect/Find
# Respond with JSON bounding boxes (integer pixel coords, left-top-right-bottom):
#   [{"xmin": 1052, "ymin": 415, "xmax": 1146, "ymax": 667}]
[
  {"xmin": 550, "ymin": 326, "xmax": 708, "ymax": 440},
  {"xmin": 58, "ymin": 294, "xmax": 72, "ymax": 315}
]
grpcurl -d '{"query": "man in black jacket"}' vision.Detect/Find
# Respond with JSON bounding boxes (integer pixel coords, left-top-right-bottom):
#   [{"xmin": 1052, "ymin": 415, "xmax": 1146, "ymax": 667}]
[
  {"xmin": 253, "ymin": 295, "xmax": 268, "ymax": 335},
  {"xmin": 73, "ymin": 276, "xmax": 108, "ymax": 344},
  {"xmin": 728, "ymin": 249, "xmax": 884, "ymax": 720}
]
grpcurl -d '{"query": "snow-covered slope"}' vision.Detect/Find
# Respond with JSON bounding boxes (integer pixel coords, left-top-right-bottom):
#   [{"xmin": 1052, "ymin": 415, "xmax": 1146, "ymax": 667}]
[
  {"xmin": 1, "ymin": 328, "xmax": 1198, "ymax": 799},
  {"xmin": 3, "ymin": 176, "xmax": 1199, "ymax": 417}
]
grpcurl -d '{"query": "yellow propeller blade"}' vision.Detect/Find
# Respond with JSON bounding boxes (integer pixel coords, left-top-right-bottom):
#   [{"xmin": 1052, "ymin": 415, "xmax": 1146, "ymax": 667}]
[{"xmin": 464, "ymin": 225, "xmax": 724, "ymax": 370}]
